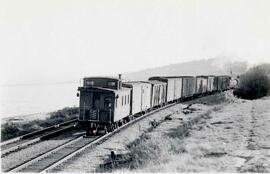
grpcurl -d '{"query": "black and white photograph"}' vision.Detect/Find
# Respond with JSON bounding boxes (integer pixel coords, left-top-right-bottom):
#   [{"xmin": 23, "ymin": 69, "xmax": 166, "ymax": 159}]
[{"xmin": 1, "ymin": 0, "xmax": 270, "ymax": 173}]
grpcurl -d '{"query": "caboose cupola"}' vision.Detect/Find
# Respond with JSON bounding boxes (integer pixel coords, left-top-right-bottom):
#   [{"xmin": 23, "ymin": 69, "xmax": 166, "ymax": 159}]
[{"xmin": 83, "ymin": 77, "xmax": 122, "ymax": 90}]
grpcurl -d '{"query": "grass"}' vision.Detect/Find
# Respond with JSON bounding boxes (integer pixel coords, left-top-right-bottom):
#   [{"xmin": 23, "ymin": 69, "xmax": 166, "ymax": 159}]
[
  {"xmin": 121, "ymin": 127, "xmax": 226, "ymax": 172},
  {"xmin": 1, "ymin": 107, "xmax": 78, "ymax": 142},
  {"xmin": 126, "ymin": 132, "xmax": 185, "ymax": 170},
  {"xmin": 108, "ymin": 92, "xmax": 236, "ymax": 172},
  {"xmin": 234, "ymin": 63, "xmax": 270, "ymax": 100},
  {"xmin": 113, "ymin": 113, "xmax": 228, "ymax": 172},
  {"xmin": 186, "ymin": 90, "xmax": 236, "ymax": 106}
]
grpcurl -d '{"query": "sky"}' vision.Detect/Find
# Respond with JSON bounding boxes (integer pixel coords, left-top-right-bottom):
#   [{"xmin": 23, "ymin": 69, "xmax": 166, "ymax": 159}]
[{"xmin": 0, "ymin": 0, "xmax": 270, "ymax": 85}]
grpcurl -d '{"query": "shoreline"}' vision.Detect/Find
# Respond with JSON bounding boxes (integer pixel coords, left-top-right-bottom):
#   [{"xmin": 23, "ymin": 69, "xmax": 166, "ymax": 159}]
[
  {"xmin": 1, "ymin": 112, "xmax": 50, "ymax": 124},
  {"xmin": 1, "ymin": 104, "xmax": 78, "ymax": 125},
  {"xmin": 1, "ymin": 106, "xmax": 79, "ymax": 142}
]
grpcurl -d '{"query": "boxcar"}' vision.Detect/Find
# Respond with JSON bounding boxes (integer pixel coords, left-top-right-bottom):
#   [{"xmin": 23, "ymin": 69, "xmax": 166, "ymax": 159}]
[
  {"xmin": 213, "ymin": 76, "xmax": 219, "ymax": 92},
  {"xmin": 224, "ymin": 75, "xmax": 231, "ymax": 90},
  {"xmin": 196, "ymin": 76, "xmax": 208, "ymax": 95},
  {"xmin": 78, "ymin": 77, "xmax": 131, "ymax": 134},
  {"xmin": 216, "ymin": 75, "xmax": 231, "ymax": 91},
  {"xmin": 149, "ymin": 76, "xmax": 182, "ymax": 103},
  {"xmin": 123, "ymin": 81, "xmax": 152, "ymax": 115},
  {"xmin": 172, "ymin": 77, "xmax": 182, "ymax": 101},
  {"xmin": 181, "ymin": 76, "xmax": 196, "ymax": 98},
  {"xmin": 148, "ymin": 80, "xmax": 167, "ymax": 107},
  {"xmin": 207, "ymin": 75, "xmax": 215, "ymax": 93}
]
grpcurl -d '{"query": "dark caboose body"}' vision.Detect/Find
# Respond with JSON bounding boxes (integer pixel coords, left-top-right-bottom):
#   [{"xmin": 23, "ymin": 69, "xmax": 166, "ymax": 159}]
[{"xmin": 78, "ymin": 77, "xmax": 131, "ymax": 134}]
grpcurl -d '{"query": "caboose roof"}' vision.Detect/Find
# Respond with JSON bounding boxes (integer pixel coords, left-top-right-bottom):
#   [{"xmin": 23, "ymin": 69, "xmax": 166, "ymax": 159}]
[
  {"xmin": 83, "ymin": 76, "xmax": 120, "ymax": 81},
  {"xmin": 78, "ymin": 86, "xmax": 130, "ymax": 93}
]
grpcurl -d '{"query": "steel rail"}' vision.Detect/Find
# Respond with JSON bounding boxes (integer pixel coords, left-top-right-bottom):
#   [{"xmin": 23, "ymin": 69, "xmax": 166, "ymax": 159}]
[
  {"xmin": 1, "ymin": 119, "xmax": 77, "ymax": 147},
  {"xmin": 1, "ymin": 119, "xmax": 78, "ymax": 157},
  {"xmin": 8, "ymin": 135, "xmax": 86, "ymax": 173}
]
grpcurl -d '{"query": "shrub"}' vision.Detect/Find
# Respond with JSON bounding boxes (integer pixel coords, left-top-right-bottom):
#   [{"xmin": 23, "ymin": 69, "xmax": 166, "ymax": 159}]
[
  {"xmin": 1, "ymin": 107, "xmax": 79, "ymax": 141},
  {"xmin": 49, "ymin": 107, "xmax": 78, "ymax": 120},
  {"xmin": 233, "ymin": 64, "xmax": 270, "ymax": 99},
  {"xmin": 1, "ymin": 123, "xmax": 21, "ymax": 141},
  {"xmin": 188, "ymin": 91, "xmax": 235, "ymax": 105},
  {"xmin": 125, "ymin": 131, "xmax": 186, "ymax": 171}
]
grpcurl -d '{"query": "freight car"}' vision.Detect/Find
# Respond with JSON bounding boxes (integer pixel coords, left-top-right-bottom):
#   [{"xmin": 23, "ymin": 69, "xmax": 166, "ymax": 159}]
[
  {"xmin": 148, "ymin": 76, "xmax": 182, "ymax": 103},
  {"xmin": 213, "ymin": 76, "xmax": 219, "ymax": 92},
  {"xmin": 216, "ymin": 75, "xmax": 231, "ymax": 91},
  {"xmin": 148, "ymin": 80, "xmax": 167, "ymax": 108},
  {"xmin": 195, "ymin": 76, "xmax": 208, "ymax": 95},
  {"xmin": 122, "ymin": 81, "xmax": 152, "ymax": 115},
  {"xmin": 77, "ymin": 74, "xmax": 232, "ymax": 135},
  {"xmin": 180, "ymin": 76, "xmax": 196, "ymax": 99},
  {"xmin": 207, "ymin": 75, "xmax": 215, "ymax": 93}
]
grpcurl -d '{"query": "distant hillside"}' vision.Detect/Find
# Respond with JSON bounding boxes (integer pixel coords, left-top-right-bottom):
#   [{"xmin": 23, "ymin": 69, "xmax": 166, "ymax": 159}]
[{"xmin": 123, "ymin": 58, "xmax": 247, "ymax": 81}]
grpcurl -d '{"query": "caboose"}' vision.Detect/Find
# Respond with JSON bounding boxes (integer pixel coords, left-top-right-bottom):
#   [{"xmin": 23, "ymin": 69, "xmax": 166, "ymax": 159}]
[{"xmin": 77, "ymin": 76, "xmax": 131, "ymax": 135}]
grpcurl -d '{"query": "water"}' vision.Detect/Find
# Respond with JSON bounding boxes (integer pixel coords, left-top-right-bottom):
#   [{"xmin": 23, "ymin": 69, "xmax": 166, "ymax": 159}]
[{"xmin": 0, "ymin": 83, "xmax": 80, "ymax": 119}]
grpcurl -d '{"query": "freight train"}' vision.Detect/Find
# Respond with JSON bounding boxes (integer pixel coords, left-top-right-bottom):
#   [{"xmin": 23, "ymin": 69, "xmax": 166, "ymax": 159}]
[{"xmin": 77, "ymin": 75, "xmax": 232, "ymax": 135}]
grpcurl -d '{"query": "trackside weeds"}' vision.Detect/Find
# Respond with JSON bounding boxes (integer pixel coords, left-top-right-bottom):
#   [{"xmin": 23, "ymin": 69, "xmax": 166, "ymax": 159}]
[
  {"xmin": 99, "ymin": 107, "xmax": 216, "ymax": 172},
  {"xmin": 111, "ymin": 91, "xmax": 270, "ymax": 173}
]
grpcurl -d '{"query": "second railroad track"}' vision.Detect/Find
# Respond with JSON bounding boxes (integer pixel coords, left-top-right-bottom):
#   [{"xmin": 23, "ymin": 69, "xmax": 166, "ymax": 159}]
[{"xmin": 1, "ymin": 119, "xmax": 78, "ymax": 157}]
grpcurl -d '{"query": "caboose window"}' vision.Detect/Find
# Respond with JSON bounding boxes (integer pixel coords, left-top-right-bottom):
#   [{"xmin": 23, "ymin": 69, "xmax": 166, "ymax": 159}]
[
  {"xmin": 108, "ymin": 81, "xmax": 116, "ymax": 87},
  {"xmin": 85, "ymin": 80, "xmax": 94, "ymax": 86},
  {"xmin": 122, "ymin": 96, "xmax": 124, "ymax": 106}
]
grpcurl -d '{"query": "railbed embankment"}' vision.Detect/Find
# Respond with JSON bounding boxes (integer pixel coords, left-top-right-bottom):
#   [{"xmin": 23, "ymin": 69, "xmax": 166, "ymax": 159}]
[{"xmin": 113, "ymin": 92, "xmax": 270, "ymax": 172}]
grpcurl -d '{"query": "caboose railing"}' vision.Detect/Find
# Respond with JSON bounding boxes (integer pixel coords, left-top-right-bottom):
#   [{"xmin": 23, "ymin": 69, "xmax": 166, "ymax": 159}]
[{"xmin": 80, "ymin": 108, "xmax": 112, "ymax": 123}]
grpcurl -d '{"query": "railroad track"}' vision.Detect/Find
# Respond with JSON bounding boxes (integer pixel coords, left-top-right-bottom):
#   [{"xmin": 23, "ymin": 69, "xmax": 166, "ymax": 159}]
[
  {"xmin": 1, "ymin": 119, "xmax": 78, "ymax": 157},
  {"xmin": 7, "ymin": 102, "xmax": 178, "ymax": 173}
]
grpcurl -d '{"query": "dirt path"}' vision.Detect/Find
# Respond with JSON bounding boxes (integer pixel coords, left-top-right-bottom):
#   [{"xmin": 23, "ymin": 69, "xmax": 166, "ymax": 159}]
[{"xmin": 237, "ymin": 98, "xmax": 270, "ymax": 172}]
